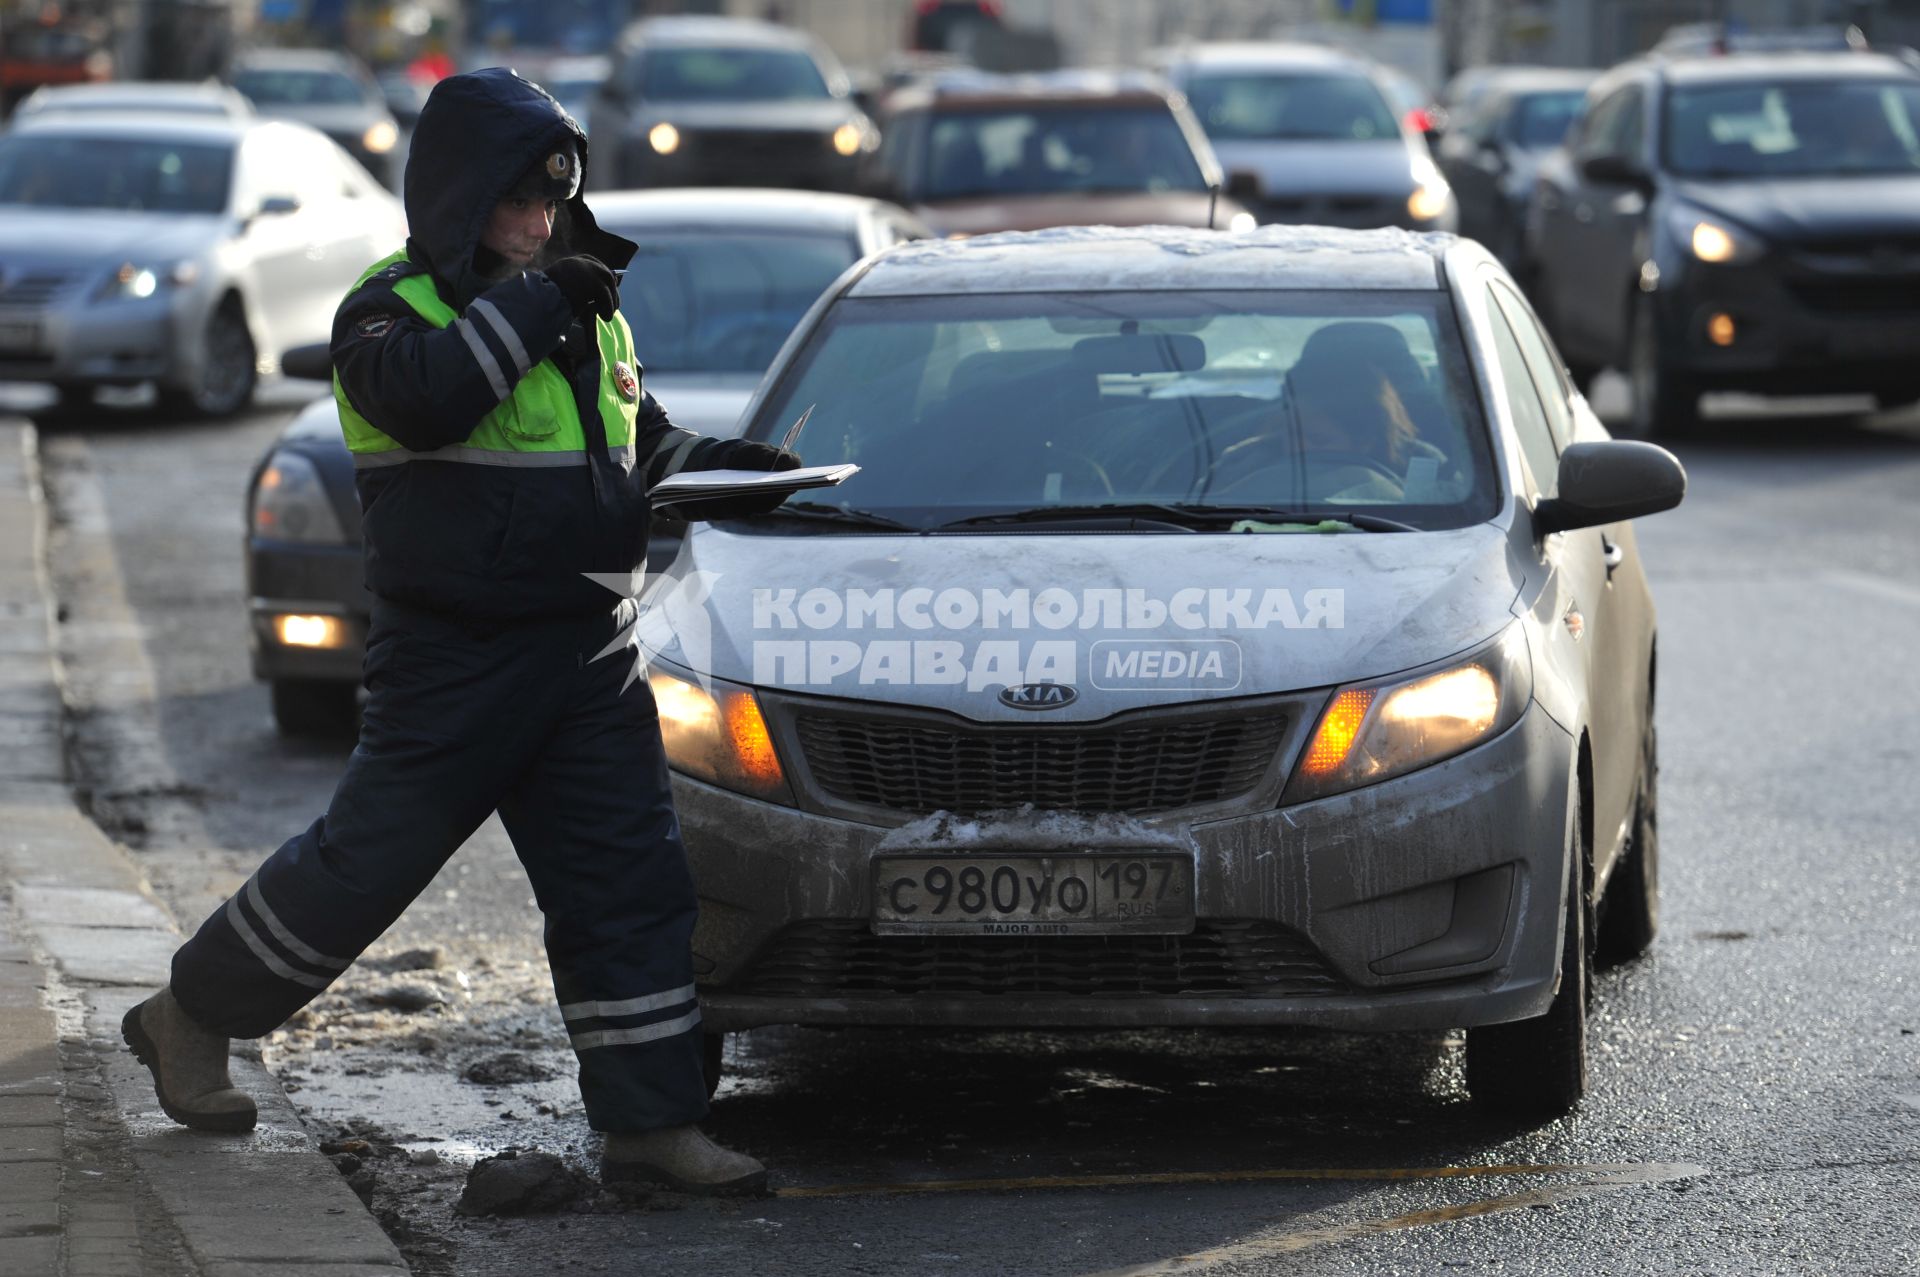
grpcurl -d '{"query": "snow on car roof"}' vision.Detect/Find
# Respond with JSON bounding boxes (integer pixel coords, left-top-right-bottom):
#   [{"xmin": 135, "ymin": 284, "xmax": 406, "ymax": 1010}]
[{"xmin": 848, "ymin": 224, "xmax": 1448, "ymax": 296}]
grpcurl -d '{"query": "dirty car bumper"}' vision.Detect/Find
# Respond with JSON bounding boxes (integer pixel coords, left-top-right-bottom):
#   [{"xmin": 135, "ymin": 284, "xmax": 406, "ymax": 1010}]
[{"xmin": 682, "ymin": 702, "xmax": 1574, "ymax": 1034}]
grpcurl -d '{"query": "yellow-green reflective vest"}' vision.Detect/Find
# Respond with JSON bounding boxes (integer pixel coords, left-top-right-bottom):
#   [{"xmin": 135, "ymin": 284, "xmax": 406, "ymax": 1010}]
[{"xmin": 334, "ymin": 250, "xmax": 639, "ymax": 469}]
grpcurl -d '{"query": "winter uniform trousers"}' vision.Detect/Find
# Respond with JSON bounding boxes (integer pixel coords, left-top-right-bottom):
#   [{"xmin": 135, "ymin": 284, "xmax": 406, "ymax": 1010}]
[{"xmin": 170, "ymin": 598, "xmax": 710, "ymax": 1133}]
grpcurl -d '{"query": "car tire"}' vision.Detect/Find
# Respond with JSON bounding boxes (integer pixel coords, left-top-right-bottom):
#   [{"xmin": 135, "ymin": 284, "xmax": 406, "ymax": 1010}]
[
  {"xmin": 1623, "ymin": 294, "xmax": 1698, "ymax": 440},
  {"xmin": 1597, "ymin": 718, "xmax": 1660, "ymax": 965},
  {"xmin": 1466, "ymin": 797, "xmax": 1590, "ymax": 1119},
  {"xmin": 702, "ymin": 1032, "xmax": 725, "ymax": 1101},
  {"xmin": 271, "ymin": 678, "xmax": 360, "ymax": 738},
  {"xmin": 158, "ymin": 301, "xmax": 257, "ymax": 419}
]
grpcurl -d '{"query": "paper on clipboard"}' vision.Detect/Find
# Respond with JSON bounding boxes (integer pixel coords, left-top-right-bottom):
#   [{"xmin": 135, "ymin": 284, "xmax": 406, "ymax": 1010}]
[{"xmin": 645, "ymin": 463, "xmax": 860, "ymax": 508}]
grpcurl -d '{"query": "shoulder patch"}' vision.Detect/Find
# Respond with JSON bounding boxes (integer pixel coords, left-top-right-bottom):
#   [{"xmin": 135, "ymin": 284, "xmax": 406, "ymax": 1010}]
[{"xmin": 354, "ymin": 314, "xmax": 398, "ymax": 339}]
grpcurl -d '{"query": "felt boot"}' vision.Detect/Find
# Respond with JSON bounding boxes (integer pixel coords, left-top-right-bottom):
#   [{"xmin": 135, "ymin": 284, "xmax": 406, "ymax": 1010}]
[
  {"xmin": 121, "ymin": 987, "xmax": 257, "ymax": 1133},
  {"xmin": 600, "ymin": 1124, "xmax": 766, "ymax": 1195}
]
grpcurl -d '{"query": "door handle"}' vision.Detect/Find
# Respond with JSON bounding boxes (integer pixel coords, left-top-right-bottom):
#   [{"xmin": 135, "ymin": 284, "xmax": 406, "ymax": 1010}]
[{"xmin": 1602, "ymin": 535, "xmax": 1625, "ymax": 578}]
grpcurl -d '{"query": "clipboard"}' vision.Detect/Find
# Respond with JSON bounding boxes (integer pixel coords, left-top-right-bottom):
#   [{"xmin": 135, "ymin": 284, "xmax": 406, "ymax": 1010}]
[{"xmin": 646, "ymin": 463, "xmax": 860, "ymax": 508}]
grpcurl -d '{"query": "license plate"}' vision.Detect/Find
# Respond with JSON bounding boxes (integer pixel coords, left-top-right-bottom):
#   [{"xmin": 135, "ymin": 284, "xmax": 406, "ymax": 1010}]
[
  {"xmin": 0, "ymin": 321, "xmax": 40, "ymax": 352},
  {"xmin": 872, "ymin": 855, "xmax": 1195, "ymax": 936}
]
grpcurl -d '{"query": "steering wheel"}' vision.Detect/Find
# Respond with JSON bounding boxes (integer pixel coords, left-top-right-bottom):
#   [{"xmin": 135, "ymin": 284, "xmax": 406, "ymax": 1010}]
[{"xmin": 1209, "ymin": 448, "xmax": 1404, "ymax": 502}]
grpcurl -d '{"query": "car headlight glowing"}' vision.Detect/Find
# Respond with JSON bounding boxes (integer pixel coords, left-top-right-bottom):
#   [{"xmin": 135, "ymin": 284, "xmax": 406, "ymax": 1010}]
[
  {"xmin": 1284, "ymin": 624, "xmax": 1531, "ymax": 804},
  {"xmin": 273, "ymin": 613, "xmax": 348, "ymax": 649},
  {"xmin": 1407, "ymin": 181, "xmax": 1451, "ymax": 222},
  {"xmin": 649, "ymin": 665, "xmax": 792, "ymax": 804},
  {"xmin": 1690, "ymin": 220, "xmax": 1737, "ymax": 263},
  {"xmin": 649, "ymin": 122, "xmax": 681, "ymax": 155},
  {"xmin": 1227, "ymin": 210, "xmax": 1258, "ymax": 232},
  {"xmin": 362, "ymin": 120, "xmax": 400, "ymax": 154},
  {"xmin": 97, "ymin": 260, "xmax": 196, "ymax": 302},
  {"xmin": 831, "ymin": 122, "xmax": 864, "ymax": 156},
  {"xmin": 252, "ymin": 451, "xmax": 348, "ymax": 545}
]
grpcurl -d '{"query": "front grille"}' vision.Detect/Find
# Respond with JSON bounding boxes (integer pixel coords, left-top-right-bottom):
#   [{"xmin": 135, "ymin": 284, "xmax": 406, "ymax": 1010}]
[
  {"xmin": 0, "ymin": 272, "xmax": 75, "ymax": 306},
  {"xmin": 689, "ymin": 128, "xmax": 817, "ymax": 161},
  {"xmin": 1785, "ymin": 277, "xmax": 1920, "ymax": 314},
  {"xmin": 794, "ymin": 709, "xmax": 1287, "ymax": 815},
  {"xmin": 738, "ymin": 919, "xmax": 1346, "ymax": 998}
]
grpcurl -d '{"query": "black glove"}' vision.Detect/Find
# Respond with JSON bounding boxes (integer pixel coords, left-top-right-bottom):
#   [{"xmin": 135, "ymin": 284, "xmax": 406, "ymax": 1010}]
[
  {"xmin": 675, "ymin": 442, "xmax": 804, "ymax": 521},
  {"xmin": 542, "ymin": 255, "xmax": 618, "ymax": 323},
  {"xmin": 705, "ymin": 440, "xmax": 802, "ymax": 473}
]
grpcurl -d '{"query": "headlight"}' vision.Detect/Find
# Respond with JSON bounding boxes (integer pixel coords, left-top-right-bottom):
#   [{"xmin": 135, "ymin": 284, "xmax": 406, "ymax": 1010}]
[
  {"xmin": 251, "ymin": 451, "xmax": 348, "ymax": 544},
  {"xmin": 648, "ymin": 122, "xmax": 681, "ymax": 155},
  {"xmin": 1227, "ymin": 210, "xmax": 1258, "ymax": 232},
  {"xmin": 94, "ymin": 260, "xmax": 197, "ymax": 302},
  {"xmin": 1407, "ymin": 180, "xmax": 1452, "ymax": 223},
  {"xmin": 362, "ymin": 120, "xmax": 399, "ymax": 154},
  {"xmin": 648, "ymin": 665, "xmax": 793, "ymax": 804},
  {"xmin": 1688, "ymin": 219, "xmax": 1762, "ymax": 263},
  {"xmin": 831, "ymin": 121, "xmax": 864, "ymax": 157},
  {"xmin": 1283, "ymin": 623, "xmax": 1531, "ymax": 804}
]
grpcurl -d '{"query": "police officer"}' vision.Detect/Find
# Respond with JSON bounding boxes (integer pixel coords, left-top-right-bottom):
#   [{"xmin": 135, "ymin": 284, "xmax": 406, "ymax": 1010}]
[{"xmin": 120, "ymin": 68, "xmax": 793, "ymax": 1194}]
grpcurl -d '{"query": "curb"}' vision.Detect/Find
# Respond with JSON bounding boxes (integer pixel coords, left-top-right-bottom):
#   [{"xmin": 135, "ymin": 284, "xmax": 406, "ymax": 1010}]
[{"xmin": 1, "ymin": 419, "xmax": 407, "ymax": 1274}]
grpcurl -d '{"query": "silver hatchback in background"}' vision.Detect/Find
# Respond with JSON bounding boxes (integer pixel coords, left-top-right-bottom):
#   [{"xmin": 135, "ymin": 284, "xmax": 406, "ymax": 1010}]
[
  {"xmin": 646, "ymin": 225, "xmax": 1683, "ymax": 1117},
  {"xmin": 1154, "ymin": 42, "xmax": 1456, "ymax": 232},
  {"xmin": 0, "ymin": 112, "xmax": 405, "ymax": 416}
]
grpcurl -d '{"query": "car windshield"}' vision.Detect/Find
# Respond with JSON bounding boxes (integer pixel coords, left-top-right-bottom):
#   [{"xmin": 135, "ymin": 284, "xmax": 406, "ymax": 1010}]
[
  {"xmin": 232, "ymin": 69, "xmax": 369, "ymax": 106},
  {"xmin": 741, "ymin": 290, "xmax": 1498, "ymax": 531},
  {"xmin": 923, "ymin": 106, "xmax": 1207, "ymax": 200},
  {"xmin": 615, "ymin": 230, "xmax": 859, "ymax": 372},
  {"xmin": 633, "ymin": 46, "xmax": 830, "ymax": 102},
  {"xmin": 1183, "ymin": 72, "xmax": 1399, "ymax": 141},
  {"xmin": 1509, "ymin": 90, "xmax": 1585, "ymax": 148},
  {"xmin": 0, "ymin": 134, "xmax": 233, "ymax": 213},
  {"xmin": 1665, "ymin": 79, "xmax": 1920, "ymax": 177}
]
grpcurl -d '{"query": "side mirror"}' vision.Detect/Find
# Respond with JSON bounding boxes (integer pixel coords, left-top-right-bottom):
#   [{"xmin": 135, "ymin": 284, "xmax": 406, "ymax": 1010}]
[
  {"xmin": 1533, "ymin": 441, "xmax": 1686, "ymax": 535},
  {"xmin": 1578, "ymin": 152, "xmax": 1650, "ymax": 189},
  {"xmin": 257, "ymin": 195, "xmax": 301, "ymax": 217},
  {"xmin": 279, "ymin": 343, "xmax": 333, "ymax": 380},
  {"xmin": 1225, "ymin": 169, "xmax": 1262, "ymax": 202}
]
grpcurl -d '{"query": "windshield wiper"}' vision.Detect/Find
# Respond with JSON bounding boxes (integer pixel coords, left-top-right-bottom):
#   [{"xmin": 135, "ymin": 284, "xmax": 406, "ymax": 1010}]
[
  {"xmin": 760, "ymin": 501, "xmax": 922, "ymax": 532},
  {"xmin": 936, "ymin": 503, "xmax": 1417, "ymax": 532}
]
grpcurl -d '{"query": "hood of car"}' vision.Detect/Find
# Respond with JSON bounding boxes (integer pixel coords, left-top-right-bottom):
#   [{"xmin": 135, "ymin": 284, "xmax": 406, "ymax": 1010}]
[
  {"xmin": 643, "ymin": 372, "xmax": 758, "ymax": 439},
  {"xmin": 653, "ymin": 521, "xmax": 1523, "ymax": 722},
  {"xmin": 0, "ymin": 209, "xmax": 225, "ymax": 276},
  {"xmin": 250, "ymin": 102, "xmax": 389, "ymax": 137},
  {"xmin": 1213, "ymin": 138, "xmax": 1418, "ymax": 197},
  {"xmin": 1672, "ymin": 174, "xmax": 1920, "ymax": 246},
  {"xmin": 918, "ymin": 191, "xmax": 1231, "ymax": 237},
  {"xmin": 636, "ymin": 99, "xmax": 858, "ymax": 133}
]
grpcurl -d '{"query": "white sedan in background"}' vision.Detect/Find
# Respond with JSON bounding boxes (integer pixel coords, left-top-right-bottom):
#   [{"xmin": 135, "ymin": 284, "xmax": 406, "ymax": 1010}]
[{"xmin": 0, "ymin": 112, "xmax": 405, "ymax": 416}]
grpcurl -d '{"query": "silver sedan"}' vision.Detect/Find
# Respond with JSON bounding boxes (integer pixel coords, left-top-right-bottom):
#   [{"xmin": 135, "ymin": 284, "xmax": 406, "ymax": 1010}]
[
  {"xmin": 0, "ymin": 112, "xmax": 405, "ymax": 416},
  {"xmin": 644, "ymin": 224, "xmax": 1685, "ymax": 1117}
]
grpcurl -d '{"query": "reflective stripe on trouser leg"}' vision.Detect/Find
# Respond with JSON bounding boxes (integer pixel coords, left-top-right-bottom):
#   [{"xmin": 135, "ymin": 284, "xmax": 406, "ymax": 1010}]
[
  {"xmin": 170, "ymin": 604, "xmax": 568, "ymax": 1038},
  {"xmin": 497, "ymin": 634, "xmax": 709, "ymax": 1133}
]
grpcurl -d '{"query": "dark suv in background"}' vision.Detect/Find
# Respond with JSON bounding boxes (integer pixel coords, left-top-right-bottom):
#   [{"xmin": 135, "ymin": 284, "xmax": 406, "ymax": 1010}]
[
  {"xmin": 587, "ymin": 15, "xmax": 878, "ymax": 191},
  {"xmin": 1525, "ymin": 50, "xmax": 1920, "ymax": 437},
  {"xmin": 862, "ymin": 70, "xmax": 1250, "ymax": 237}
]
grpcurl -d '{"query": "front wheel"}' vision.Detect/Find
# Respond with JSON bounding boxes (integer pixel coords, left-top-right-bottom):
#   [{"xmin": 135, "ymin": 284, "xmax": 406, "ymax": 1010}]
[
  {"xmin": 271, "ymin": 678, "xmax": 359, "ymax": 738},
  {"xmin": 1467, "ymin": 801, "xmax": 1590, "ymax": 1118},
  {"xmin": 1622, "ymin": 294, "xmax": 1698, "ymax": 440},
  {"xmin": 1598, "ymin": 719, "xmax": 1660, "ymax": 964},
  {"xmin": 158, "ymin": 302, "xmax": 257, "ymax": 419}
]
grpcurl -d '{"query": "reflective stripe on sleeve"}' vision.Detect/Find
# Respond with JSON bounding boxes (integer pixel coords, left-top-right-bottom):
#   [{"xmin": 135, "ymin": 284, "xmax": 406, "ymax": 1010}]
[
  {"xmin": 454, "ymin": 315, "xmax": 512, "ymax": 401},
  {"xmin": 559, "ymin": 983, "xmax": 696, "ymax": 1022},
  {"xmin": 469, "ymin": 298, "xmax": 532, "ymax": 379},
  {"xmin": 570, "ymin": 1007, "xmax": 702, "ymax": 1051},
  {"xmin": 657, "ymin": 432, "xmax": 705, "ymax": 479}
]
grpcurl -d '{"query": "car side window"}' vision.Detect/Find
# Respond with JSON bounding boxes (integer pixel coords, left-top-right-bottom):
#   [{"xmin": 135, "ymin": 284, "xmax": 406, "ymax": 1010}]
[
  {"xmin": 1575, "ymin": 87, "xmax": 1632, "ymax": 158},
  {"xmin": 1489, "ymin": 280, "xmax": 1574, "ymax": 451},
  {"xmin": 1483, "ymin": 291, "xmax": 1561, "ymax": 496},
  {"xmin": 1612, "ymin": 89, "xmax": 1646, "ymax": 162}
]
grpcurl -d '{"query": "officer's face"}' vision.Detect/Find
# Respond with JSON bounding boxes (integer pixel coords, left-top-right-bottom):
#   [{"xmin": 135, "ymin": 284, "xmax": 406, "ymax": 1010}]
[{"xmin": 482, "ymin": 197, "xmax": 559, "ymax": 270}]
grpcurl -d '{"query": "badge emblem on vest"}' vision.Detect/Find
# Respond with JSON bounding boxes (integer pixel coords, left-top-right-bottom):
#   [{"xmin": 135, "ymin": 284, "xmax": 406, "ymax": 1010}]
[{"xmin": 613, "ymin": 361, "xmax": 639, "ymax": 402}]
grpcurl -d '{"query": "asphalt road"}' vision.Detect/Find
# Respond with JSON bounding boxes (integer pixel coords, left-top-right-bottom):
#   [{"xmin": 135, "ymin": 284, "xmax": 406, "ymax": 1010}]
[{"xmin": 22, "ymin": 379, "xmax": 1920, "ymax": 1276}]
